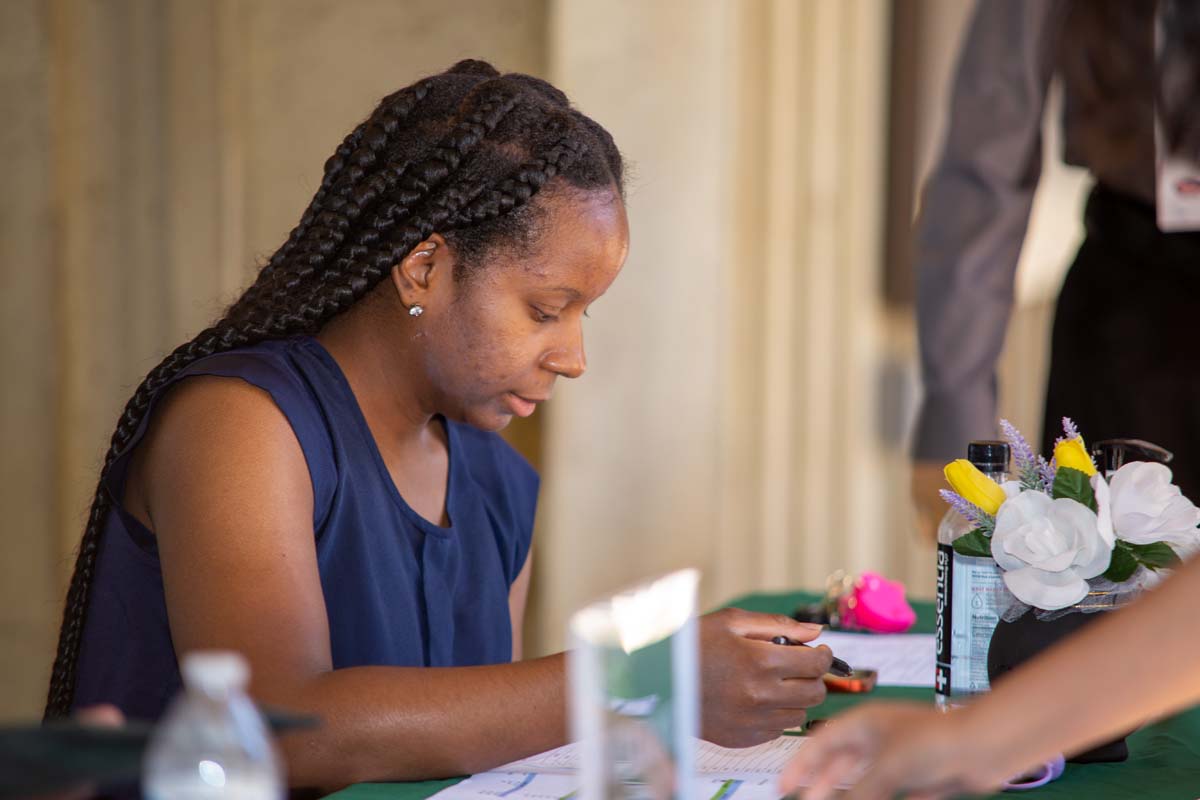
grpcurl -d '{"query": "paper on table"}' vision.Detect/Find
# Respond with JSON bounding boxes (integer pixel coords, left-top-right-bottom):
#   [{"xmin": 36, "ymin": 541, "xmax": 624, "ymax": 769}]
[
  {"xmin": 432, "ymin": 771, "xmax": 579, "ymax": 800},
  {"xmin": 501, "ymin": 736, "xmax": 807, "ymax": 776},
  {"xmin": 432, "ymin": 770, "xmax": 790, "ymax": 800},
  {"xmin": 432, "ymin": 737, "xmax": 856, "ymax": 800},
  {"xmin": 810, "ymin": 631, "xmax": 934, "ymax": 687}
]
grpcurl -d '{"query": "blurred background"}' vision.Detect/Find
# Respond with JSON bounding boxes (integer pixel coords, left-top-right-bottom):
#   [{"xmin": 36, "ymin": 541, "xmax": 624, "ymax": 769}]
[{"xmin": 0, "ymin": 0, "xmax": 1089, "ymax": 720}]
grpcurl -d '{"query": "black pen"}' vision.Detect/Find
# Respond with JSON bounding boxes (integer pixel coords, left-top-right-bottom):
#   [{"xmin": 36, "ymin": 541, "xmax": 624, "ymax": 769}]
[{"xmin": 771, "ymin": 635, "xmax": 853, "ymax": 677}]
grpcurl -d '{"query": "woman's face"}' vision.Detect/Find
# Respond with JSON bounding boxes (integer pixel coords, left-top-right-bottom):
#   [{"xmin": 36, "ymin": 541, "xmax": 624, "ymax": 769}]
[{"xmin": 418, "ymin": 187, "xmax": 629, "ymax": 431}]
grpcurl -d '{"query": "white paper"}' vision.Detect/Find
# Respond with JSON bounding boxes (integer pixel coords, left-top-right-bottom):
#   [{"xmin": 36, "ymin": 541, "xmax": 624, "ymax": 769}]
[
  {"xmin": 501, "ymin": 736, "xmax": 807, "ymax": 776},
  {"xmin": 431, "ymin": 737, "xmax": 856, "ymax": 800},
  {"xmin": 432, "ymin": 771, "xmax": 580, "ymax": 800},
  {"xmin": 433, "ymin": 771, "xmax": 789, "ymax": 800},
  {"xmin": 810, "ymin": 631, "xmax": 935, "ymax": 688}
]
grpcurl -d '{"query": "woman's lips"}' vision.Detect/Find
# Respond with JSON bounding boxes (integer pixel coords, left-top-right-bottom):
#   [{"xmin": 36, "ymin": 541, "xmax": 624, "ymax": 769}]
[{"xmin": 505, "ymin": 392, "xmax": 544, "ymax": 417}]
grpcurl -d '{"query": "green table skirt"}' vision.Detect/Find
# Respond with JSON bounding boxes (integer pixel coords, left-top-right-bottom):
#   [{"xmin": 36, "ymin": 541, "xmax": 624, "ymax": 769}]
[{"xmin": 330, "ymin": 591, "xmax": 1200, "ymax": 799}]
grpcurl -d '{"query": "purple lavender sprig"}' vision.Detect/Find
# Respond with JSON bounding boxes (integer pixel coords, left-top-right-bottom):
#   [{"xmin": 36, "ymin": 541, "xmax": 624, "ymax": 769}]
[
  {"xmin": 1055, "ymin": 416, "xmax": 1081, "ymax": 446},
  {"xmin": 939, "ymin": 489, "xmax": 996, "ymax": 534},
  {"xmin": 1037, "ymin": 455, "xmax": 1057, "ymax": 494},
  {"xmin": 1000, "ymin": 418, "xmax": 1041, "ymax": 491}
]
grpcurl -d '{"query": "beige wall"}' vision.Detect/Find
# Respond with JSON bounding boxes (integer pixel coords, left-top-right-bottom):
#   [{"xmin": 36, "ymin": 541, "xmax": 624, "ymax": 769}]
[
  {"xmin": 1, "ymin": 0, "xmax": 1081, "ymax": 719},
  {"xmin": 1, "ymin": 0, "xmax": 61, "ymax": 726},
  {"xmin": 534, "ymin": 0, "xmax": 896, "ymax": 653}
]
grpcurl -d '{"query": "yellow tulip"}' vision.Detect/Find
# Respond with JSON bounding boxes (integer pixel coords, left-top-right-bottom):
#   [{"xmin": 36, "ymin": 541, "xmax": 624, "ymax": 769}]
[
  {"xmin": 1054, "ymin": 436, "xmax": 1097, "ymax": 477},
  {"xmin": 943, "ymin": 459, "xmax": 1007, "ymax": 516}
]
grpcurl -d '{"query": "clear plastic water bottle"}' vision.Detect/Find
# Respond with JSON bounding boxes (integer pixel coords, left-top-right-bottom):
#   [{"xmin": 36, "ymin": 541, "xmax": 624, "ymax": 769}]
[
  {"xmin": 144, "ymin": 651, "xmax": 284, "ymax": 800},
  {"xmin": 934, "ymin": 441, "xmax": 1009, "ymax": 710}
]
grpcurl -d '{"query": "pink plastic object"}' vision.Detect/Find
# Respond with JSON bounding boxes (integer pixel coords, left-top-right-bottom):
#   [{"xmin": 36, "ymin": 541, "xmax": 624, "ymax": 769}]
[{"xmin": 837, "ymin": 571, "xmax": 916, "ymax": 633}]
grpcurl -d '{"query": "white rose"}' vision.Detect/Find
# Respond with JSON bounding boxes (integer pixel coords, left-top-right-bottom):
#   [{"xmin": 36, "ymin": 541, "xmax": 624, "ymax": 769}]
[
  {"xmin": 990, "ymin": 491, "xmax": 1114, "ymax": 610},
  {"xmin": 1108, "ymin": 462, "xmax": 1200, "ymax": 547},
  {"xmin": 1091, "ymin": 474, "xmax": 1115, "ymax": 549},
  {"xmin": 1001, "ymin": 481, "xmax": 1024, "ymax": 499}
]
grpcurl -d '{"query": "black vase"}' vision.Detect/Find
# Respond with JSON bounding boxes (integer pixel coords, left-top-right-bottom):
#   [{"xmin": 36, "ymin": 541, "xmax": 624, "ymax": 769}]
[{"xmin": 988, "ymin": 610, "xmax": 1131, "ymax": 763}]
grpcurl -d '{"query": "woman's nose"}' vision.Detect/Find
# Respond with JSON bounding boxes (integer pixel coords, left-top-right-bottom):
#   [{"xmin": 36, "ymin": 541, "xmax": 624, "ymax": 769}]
[{"xmin": 542, "ymin": 327, "xmax": 586, "ymax": 379}]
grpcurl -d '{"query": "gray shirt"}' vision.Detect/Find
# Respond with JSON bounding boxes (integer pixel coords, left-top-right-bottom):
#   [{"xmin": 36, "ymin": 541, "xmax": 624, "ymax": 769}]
[{"xmin": 912, "ymin": 0, "xmax": 1157, "ymax": 462}]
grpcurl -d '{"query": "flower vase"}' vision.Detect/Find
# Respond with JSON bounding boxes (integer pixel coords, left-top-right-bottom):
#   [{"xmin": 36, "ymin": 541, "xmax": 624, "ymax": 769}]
[{"xmin": 988, "ymin": 608, "xmax": 1132, "ymax": 763}]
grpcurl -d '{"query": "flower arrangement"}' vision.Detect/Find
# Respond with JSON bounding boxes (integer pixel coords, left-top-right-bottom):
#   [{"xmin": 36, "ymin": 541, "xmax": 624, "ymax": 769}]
[{"xmin": 940, "ymin": 418, "xmax": 1200, "ymax": 615}]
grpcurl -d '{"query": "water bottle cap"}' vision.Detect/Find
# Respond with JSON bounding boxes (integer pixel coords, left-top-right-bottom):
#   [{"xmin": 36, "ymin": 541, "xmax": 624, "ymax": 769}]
[
  {"xmin": 181, "ymin": 651, "xmax": 249, "ymax": 693},
  {"xmin": 967, "ymin": 440, "xmax": 1009, "ymax": 470}
]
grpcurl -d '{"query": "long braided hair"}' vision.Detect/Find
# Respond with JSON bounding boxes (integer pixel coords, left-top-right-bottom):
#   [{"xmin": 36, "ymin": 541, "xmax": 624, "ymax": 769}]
[{"xmin": 44, "ymin": 59, "xmax": 625, "ymax": 719}]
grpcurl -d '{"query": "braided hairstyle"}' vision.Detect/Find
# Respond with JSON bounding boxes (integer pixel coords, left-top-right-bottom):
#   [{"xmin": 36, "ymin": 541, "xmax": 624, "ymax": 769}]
[{"xmin": 44, "ymin": 59, "xmax": 624, "ymax": 719}]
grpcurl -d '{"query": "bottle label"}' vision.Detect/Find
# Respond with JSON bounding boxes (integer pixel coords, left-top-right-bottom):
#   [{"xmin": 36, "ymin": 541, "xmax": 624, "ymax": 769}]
[
  {"xmin": 949, "ymin": 553, "xmax": 1004, "ymax": 696},
  {"xmin": 934, "ymin": 544, "xmax": 952, "ymax": 697}
]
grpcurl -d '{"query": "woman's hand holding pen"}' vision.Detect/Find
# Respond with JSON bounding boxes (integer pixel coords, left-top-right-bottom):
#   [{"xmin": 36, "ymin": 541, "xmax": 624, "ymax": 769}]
[{"xmin": 697, "ymin": 608, "xmax": 833, "ymax": 748}]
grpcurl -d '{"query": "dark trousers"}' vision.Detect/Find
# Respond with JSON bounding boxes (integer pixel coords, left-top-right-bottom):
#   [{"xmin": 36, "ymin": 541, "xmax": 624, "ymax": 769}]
[{"xmin": 1042, "ymin": 184, "xmax": 1200, "ymax": 502}]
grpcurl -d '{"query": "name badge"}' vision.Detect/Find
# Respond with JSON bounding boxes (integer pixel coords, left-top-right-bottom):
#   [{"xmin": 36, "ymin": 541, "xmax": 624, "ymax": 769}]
[
  {"xmin": 1154, "ymin": 6, "xmax": 1200, "ymax": 232},
  {"xmin": 1155, "ymin": 125, "xmax": 1200, "ymax": 232}
]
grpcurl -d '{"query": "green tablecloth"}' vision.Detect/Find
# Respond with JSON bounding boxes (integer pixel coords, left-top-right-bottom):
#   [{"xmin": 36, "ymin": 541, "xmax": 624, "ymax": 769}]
[{"xmin": 330, "ymin": 591, "xmax": 1200, "ymax": 799}]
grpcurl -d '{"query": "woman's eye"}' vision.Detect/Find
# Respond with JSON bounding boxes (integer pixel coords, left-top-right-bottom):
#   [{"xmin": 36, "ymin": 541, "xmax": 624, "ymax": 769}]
[{"xmin": 531, "ymin": 306, "xmax": 559, "ymax": 323}]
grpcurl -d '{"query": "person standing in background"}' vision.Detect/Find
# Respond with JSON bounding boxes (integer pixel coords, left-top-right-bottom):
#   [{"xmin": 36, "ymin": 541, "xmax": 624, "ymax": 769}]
[{"xmin": 911, "ymin": 0, "xmax": 1200, "ymax": 541}]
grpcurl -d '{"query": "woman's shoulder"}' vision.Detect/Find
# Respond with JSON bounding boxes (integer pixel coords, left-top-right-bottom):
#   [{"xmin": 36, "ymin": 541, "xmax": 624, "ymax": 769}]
[
  {"xmin": 170, "ymin": 337, "xmax": 334, "ymax": 435},
  {"xmin": 138, "ymin": 372, "xmax": 306, "ymax": 470},
  {"xmin": 177, "ymin": 337, "xmax": 311, "ymax": 390},
  {"xmin": 141, "ymin": 338, "xmax": 333, "ymax": 457},
  {"xmin": 114, "ymin": 337, "xmax": 339, "ymax": 529}
]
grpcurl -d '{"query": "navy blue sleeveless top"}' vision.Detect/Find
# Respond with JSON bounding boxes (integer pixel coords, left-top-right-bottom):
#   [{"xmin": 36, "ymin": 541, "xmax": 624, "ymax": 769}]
[{"xmin": 72, "ymin": 336, "xmax": 538, "ymax": 721}]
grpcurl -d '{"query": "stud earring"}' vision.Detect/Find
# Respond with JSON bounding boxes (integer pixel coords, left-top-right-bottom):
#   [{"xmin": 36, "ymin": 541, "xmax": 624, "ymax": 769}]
[{"xmin": 408, "ymin": 304, "xmax": 424, "ymax": 318}]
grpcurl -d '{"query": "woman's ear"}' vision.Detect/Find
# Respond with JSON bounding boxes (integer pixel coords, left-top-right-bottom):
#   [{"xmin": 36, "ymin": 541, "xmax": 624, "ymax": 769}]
[{"xmin": 390, "ymin": 233, "xmax": 451, "ymax": 312}]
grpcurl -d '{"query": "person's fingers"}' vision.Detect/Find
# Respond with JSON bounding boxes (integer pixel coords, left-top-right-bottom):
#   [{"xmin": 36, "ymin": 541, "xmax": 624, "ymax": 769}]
[
  {"xmin": 764, "ymin": 675, "xmax": 828, "ymax": 710},
  {"xmin": 700, "ymin": 611, "xmax": 846, "ymax": 747},
  {"xmin": 642, "ymin": 750, "xmax": 675, "ymax": 800},
  {"xmin": 911, "ymin": 461, "xmax": 946, "ymax": 545},
  {"xmin": 848, "ymin": 746, "xmax": 947, "ymax": 800},
  {"xmin": 725, "ymin": 610, "xmax": 825, "ymax": 643},
  {"xmin": 799, "ymin": 749, "xmax": 863, "ymax": 800},
  {"xmin": 779, "ymin": 718, "xmax": 859, "ymax": 792},
  {"xmin": 76, "ymin": 703, "xmax": 124, "ymax": 727},
  {"xmin": 780, "ymin": 731, "xmax": 830, "ymax": 784},
  {"xmin": 906, "ymin": 791, "xmax": 951, "ymax": 800},
  {"xmin": 756, "ymin": 707, "xmax": 809, "ymax": 735},
  {"xmin": 757, "ymin": 641, "xmax": 834, "ymax": 679},
  {"xmin": 844, "ymin": 764, "xmax": 900, "ymax": 800}
]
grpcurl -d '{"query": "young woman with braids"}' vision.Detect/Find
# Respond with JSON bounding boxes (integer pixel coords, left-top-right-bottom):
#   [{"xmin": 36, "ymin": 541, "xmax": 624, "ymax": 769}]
[{"xmin": 47, "ymin": 61, "xmax": 832, "ymax": 790}]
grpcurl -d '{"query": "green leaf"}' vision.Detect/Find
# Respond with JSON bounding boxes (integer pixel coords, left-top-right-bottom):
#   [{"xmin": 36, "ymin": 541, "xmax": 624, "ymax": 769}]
[
  {"xmin": 952, "ymin": 528, "xmax": 992, "ymax": 558},
  {"xmin": 1052, "ymin": 466, "xmax": 1097, "ymax": 511},
  {"xmin": 1103, "ymin": 542, "xmax": 1138, "ymax": 582},
  {"xmin": 1126, "ymin": 541, "xmax": 1183, "ymax": 571}
]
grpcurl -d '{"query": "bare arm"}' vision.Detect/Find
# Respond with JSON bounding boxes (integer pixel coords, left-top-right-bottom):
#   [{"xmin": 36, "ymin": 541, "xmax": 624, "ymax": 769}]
[
  {"xmin": 968, "ymin": 552, "xmax": 1200, "ymax": 776},
  {"xmin": 782, "ymin": 555, "xmax": 1200, "ymax": 799},
  {"xmin": 509, "ymin": 549, "xmax": 533, "ymax": 661},
  {"xmin": 136, "ymin": 378, "xmax": 567, "ymax": 789},
  {"xmin": 136, "ymin": 378, "xmax": 835, "ymax": 791}
]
